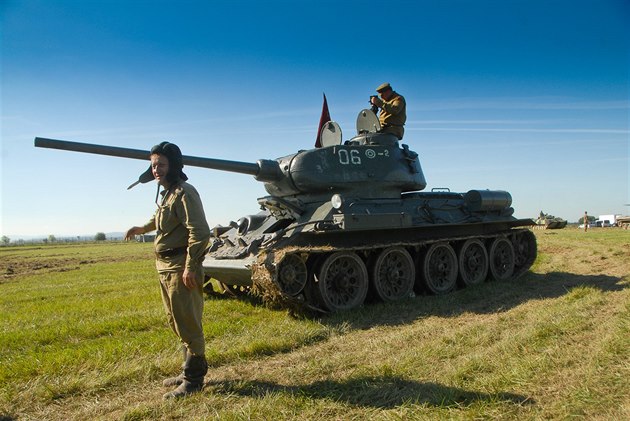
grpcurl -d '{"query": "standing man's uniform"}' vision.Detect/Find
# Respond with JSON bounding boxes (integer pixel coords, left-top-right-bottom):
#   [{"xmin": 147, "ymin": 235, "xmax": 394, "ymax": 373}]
[
  {"xmin": 371, "ymin": 82, "xmax": 407, "ymax": 140},
  {"xmin": 125, "ymin": 141, "xmax": 210, "ymax": 400},
  {"xmin": 144, "ymin": 181, "xmax": 210, "ymax": 357}
]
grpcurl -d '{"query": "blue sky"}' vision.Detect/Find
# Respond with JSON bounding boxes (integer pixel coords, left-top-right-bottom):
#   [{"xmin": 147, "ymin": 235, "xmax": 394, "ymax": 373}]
[{"xmin": 1, "ymin": 0, "xmax": 628, "ymax": 238}]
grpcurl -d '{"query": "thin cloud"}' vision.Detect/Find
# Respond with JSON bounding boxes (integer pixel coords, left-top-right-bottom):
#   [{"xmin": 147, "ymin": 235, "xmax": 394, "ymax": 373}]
[
  {"xmin": 409, "ymin": 98, "xmax": 629, "ymax": 111},
  {"xmin": 407, "ymin": 127, "xmax": 629, "ymax": 134}
]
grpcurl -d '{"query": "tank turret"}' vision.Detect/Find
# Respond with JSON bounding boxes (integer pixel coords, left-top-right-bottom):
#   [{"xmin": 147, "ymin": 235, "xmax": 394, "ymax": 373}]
[{"xmin": 35, "ymin": 132, "xmax": 426, "ymax": 201}]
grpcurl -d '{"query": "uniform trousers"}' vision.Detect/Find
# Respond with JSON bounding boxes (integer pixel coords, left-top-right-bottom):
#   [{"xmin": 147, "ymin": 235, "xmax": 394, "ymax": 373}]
[{"xmin": 158, "ymin": 270, "xmax": 205, "ymax": 356}]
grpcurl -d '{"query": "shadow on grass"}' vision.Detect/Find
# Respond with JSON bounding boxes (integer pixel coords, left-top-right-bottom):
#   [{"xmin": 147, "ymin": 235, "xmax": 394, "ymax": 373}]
[
  {"xmin": 206, "ymin": 374, "xmax": 533, "ymax": 409},
  {"xmin": 203, "ymin": 269, "xmax": 627, "ymax": 333},
  {"xmin": 330, "ymin": 271, "xmax": 628, "ymax": 329}
]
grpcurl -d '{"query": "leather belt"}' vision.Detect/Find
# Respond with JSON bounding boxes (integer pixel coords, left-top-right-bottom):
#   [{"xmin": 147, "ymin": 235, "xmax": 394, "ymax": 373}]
[{"xmin": 155, "ymin": 247, "xmax": 187, "ymax": 258}]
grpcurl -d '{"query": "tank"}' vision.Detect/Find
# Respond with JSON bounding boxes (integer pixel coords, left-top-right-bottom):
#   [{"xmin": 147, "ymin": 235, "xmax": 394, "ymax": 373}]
[
  {"xmin": 535, "ymin": 211, "xmax": 567, "ymax": 229},
  {"xmin": 34, "ymin": 109, "xmax": 537, "ymax": 314}
]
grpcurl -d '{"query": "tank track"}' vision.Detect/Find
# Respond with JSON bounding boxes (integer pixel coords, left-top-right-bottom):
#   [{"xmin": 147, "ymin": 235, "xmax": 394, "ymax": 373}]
[{"xmin": 251, "ymin": 228, "xmax": 537, "ymax": 316}]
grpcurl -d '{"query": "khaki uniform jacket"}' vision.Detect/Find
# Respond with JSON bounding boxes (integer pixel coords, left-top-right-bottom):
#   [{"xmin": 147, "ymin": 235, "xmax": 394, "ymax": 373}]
[
  {"xmin": 379, "ymin": 92, "xmax": 406, "ymax": 139},
  {"xmin": 143, "ymin": 181, "xmax": 210, "ymax": 273}
]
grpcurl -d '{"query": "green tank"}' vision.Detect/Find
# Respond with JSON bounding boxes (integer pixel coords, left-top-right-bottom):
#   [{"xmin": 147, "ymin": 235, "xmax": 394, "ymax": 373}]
[
  {"xmin": 535, "ymin": 211, "xmax": 567, "ymax": 229},
  {"xmin": 34, "ymin": 109, "xmax": 537, "ymax": 313}
]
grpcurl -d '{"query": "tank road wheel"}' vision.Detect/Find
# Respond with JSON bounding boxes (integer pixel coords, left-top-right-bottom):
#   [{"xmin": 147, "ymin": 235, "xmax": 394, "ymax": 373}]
[
  {"xmin": 421, "ymin": 243, "xmax": 458, "ymax": 294},
  {"xmin": 316, "ymin": 251, "xmax": 369, "ymax": 312},
  {"xmin": 488, "ymin": 237, "xmax": 515, "ymax": 281},
  {"xmin": 457, "ymin": 239, "xmax": 489, "ymax": 287},
  {"xmin": 371, "ymin": 247, "xmax": 415, "ymax": 302},
  {"xmin": 512, "ymin": 230, "xmax": 537, "ymax": 277},
  {"xmin": 276, "ymin": 254, "xmax": 308, "ymax": 296}
]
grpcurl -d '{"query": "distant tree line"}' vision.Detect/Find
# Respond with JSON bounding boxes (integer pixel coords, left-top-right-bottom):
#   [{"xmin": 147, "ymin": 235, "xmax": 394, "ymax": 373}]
[
  {"xmin": 578, "ymin": 215, "xmax": 597, "ymax": 224},
  {"xmin": 1, "ymin": 232, "xmax": 118, "ymax": 246}
]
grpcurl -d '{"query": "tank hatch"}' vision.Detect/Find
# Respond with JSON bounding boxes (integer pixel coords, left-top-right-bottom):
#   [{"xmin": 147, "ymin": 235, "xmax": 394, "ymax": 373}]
[{"xmin": 356, "ymin": 109, "xmax": 381, "ymax": 134}]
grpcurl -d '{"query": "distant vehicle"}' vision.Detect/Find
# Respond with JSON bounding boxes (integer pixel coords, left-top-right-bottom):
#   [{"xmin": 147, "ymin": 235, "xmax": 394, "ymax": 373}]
[
  {"xmin": 535, "ymin": 211, "xmax": 567, "ymax": 229},
  {"xmin": 596, "ymin": 214, "xmax": 619, "ymax": 228},
  {"xmin": 616, "ymin": 216, "xmax": 630, "ymax": 229}
]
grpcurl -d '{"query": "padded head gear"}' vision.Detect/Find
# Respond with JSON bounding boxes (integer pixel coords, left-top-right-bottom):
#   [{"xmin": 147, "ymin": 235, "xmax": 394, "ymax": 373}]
[
  {"xmin": 127, "ymin": 141, "xmax": 188, "ymax": 189},
  {"xmin": 150, "ymin": 141, "xmax": 188, "ymax": 184}
]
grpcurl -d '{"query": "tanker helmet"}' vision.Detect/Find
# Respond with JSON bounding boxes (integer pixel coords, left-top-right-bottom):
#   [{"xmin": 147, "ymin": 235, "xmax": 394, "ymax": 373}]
[
  {"xmin": 127, "ymin": 141, "xmax": 188, "ymax": 189},
  {"xmin": 150, "ymin": 141, "xmax": 188, "ymax": 184}
]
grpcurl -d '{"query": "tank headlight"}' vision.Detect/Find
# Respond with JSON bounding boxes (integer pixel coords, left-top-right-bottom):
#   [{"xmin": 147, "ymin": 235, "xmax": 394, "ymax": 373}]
[{"xmin": 331, "ymin": 194, "xmax": 344, "ymax": 210}]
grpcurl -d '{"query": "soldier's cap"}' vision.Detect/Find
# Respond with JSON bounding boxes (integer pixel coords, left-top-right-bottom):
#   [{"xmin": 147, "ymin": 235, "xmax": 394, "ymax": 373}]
[{"xmin": 376, "ymin": 82, "xmax": 392, "ymax": 93}]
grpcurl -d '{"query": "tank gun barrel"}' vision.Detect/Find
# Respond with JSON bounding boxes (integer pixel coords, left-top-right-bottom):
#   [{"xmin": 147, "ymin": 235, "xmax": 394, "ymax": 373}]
[{"xmin": 34, "ymin": 137, "xmax": 281, "ymax": 181}]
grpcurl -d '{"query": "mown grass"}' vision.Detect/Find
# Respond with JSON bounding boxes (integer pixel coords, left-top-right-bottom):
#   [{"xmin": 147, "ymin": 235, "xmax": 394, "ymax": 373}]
[{"xmin": 0, "ymin": 229, "xmax": 628, "ymax": 420}]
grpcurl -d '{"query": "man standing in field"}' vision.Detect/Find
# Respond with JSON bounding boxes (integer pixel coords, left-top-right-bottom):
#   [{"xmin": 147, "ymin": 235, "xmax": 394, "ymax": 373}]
[
  {"xmin": 584, "ymin": 211, "xmax": 589, "ymax": 232},
  {"xmin": 125, "ymin": 141, "xmax": 210, "ymax": 399}
]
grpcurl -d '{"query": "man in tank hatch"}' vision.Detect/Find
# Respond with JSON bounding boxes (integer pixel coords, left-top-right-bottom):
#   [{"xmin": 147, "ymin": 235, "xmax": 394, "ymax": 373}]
[
  {"xmin": 125, "ymin": 141, "xmax": 211, "ymax": 399},
  {"xmin": 369, "ymin": 82, "xmax": 407, "ymax": 140}
]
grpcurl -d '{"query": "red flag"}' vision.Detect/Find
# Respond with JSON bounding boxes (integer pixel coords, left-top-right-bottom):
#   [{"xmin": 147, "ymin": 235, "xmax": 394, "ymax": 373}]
[{"xmin": 315, "ymin": 93, "xmax": 331, "ymax": 148}]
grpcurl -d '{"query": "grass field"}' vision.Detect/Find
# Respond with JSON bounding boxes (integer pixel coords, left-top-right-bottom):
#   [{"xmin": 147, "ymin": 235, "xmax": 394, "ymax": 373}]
[{"xmin": 1, "ymin": 229, "xmax": 628, "ymax": 420}]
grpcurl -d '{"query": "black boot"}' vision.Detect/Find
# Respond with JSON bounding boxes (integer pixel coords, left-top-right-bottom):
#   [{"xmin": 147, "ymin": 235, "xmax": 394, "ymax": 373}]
[
  {"xmin": 162, "ymin": 346, "xmax": 187, "ymax": 387},
  {"xmin": 163, "ymin": 354, "xmax": 208, "ymax": 399}
]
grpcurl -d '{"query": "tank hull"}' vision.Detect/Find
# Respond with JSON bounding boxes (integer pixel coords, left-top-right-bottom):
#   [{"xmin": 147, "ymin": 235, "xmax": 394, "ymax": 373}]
[
  {"xmin": 203, "ymin": 190, "xmax": 537, "ymax": 313},
  {"xmin": 535, "ymin": 219, "xmax": 568, "ymax": 229},
  {"xmin": 204, "ymin": 220, "xmax": 534, "ymax": 281}
]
